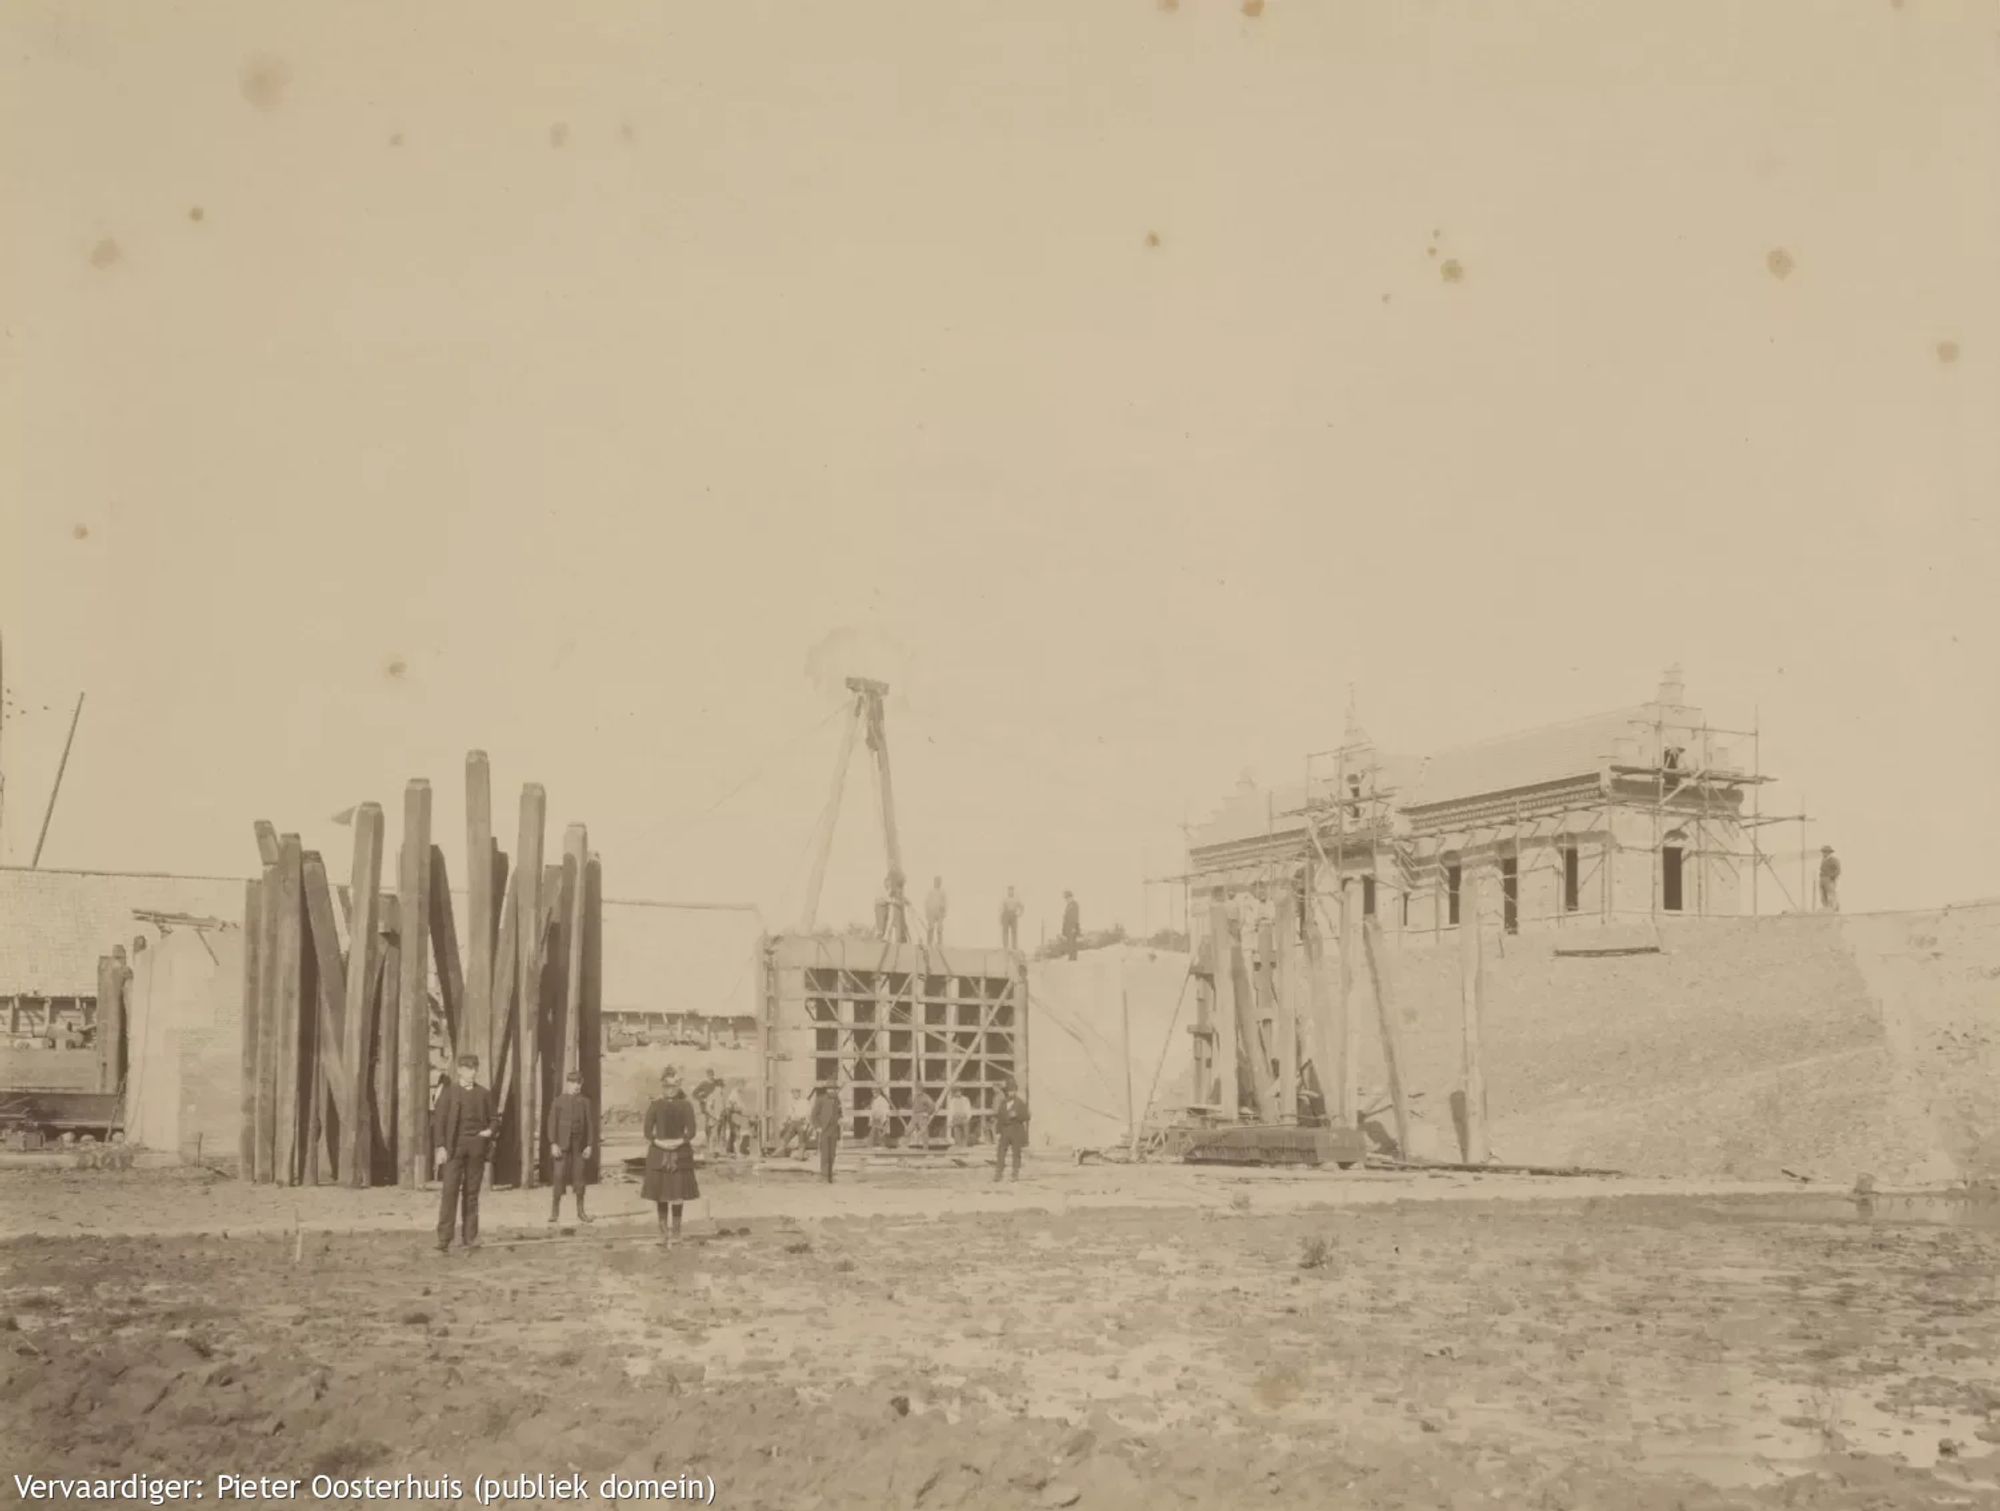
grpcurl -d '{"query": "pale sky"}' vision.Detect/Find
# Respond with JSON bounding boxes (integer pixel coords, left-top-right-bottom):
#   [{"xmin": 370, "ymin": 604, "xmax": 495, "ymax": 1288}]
[{"xmin": 3, "ymin": 1, "xmax": 1996, "ymax": 935}]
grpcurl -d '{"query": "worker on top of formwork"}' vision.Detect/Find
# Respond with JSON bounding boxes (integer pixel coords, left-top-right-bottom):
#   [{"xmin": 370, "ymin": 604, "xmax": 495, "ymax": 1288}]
[
  {"xmin": 1060, "ymin": 891, "xmax": 1081, "ymax": 959},
  {"xmin": 999, "ymin": 886, "xmax": 1023, "ymax": 952},
  {"xmin": 881, "ymin": 870, "xmax": 911, "ymax": 943},
  {"xmin": 924, "ymin": 875, "xmax": 948, "ymax": 947},
  {"xmin": 1819, "ymin": 846, "xmax": 1841, "ymax": 912}
]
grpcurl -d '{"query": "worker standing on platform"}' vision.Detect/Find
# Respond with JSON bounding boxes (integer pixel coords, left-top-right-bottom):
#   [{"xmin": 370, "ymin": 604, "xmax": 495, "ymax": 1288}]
[
  {"xmin": 993, "ymin": 1079, "xmax": 1030, "ymax": 1181},
  {"xmin": 811, "ymin": 1084, "xmax": 843, "ymax": 1182},
  {"xmin": 1061, "ymin": 891, "xmax": 1081, "ymax": 959},
  {"xmin": 545, "ymin": 1068, "xmax": 596, "ymax": 1226},
  {"xmin": 924, "ymin": 875, "xmax": 948, "ymax": 947},
  {"xmin": 1000, "ymin": 886, "xmax": 1023, "ymax": 952},
  {"xmin": 1819, "ymin": 846, "xmax": 1842, "ymax": 912}
]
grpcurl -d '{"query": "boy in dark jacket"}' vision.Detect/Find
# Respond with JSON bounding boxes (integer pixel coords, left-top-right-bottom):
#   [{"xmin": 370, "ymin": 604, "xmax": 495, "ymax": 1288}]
[{"xmin": 546, "ymin": 1068, "xmax": 597, "ymax": 1226}]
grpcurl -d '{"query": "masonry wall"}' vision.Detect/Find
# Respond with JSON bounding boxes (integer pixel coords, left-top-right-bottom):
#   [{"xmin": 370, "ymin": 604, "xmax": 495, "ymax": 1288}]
[{"xmin": 1337, "ymin": 907, "xmax": 1998, "ymax": 1182}]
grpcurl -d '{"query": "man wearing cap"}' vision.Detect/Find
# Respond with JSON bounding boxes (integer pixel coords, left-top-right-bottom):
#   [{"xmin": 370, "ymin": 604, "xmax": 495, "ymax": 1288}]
[
  {"xmin": 546, "ymin": 1068, "xmax": 597, "ymax": 1227},
  {"xmin": 432, "ymin": 1054, "xmax": 497, "ymax": 1253},
  {"xmin": 1819, "ymin": 845, "xmax": 1842, "ymax": 913}
]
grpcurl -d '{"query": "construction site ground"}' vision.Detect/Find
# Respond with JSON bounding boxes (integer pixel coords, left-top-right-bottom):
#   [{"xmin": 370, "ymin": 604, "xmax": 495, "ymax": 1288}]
[{"xmin": 4, "ymin": 1160, "xmax": 1998, "ymax": 1510}]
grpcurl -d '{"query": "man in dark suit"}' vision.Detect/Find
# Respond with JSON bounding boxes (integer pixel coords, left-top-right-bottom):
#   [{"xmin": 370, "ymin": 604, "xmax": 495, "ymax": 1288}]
[
  {"xmin": 810, "ymin": 1085, "xmax": 842, "ymax": 1184},
  {"xmin": 993, "ymin": 1080, "xmax": 1030, "ymax": 1182},
  {"xmin": 546, "ymin": 1068, "xmax": 596, "ymax": 1226},
  {"xmin": 432, "ymin": 1053, "xmax": 496, "ymax": 1253}
]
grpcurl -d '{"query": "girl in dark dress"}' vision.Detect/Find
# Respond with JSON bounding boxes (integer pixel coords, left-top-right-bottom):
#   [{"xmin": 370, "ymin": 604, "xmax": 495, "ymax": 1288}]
[{"xmin": 642, "ymin": 1071, "xmax": 699, "ymax": 1246}]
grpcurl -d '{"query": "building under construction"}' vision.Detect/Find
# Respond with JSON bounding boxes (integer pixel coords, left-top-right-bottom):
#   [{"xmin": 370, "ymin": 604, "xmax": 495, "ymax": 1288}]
[{"xmin": 1187, "ymin": 667, "xmax": 1808, "ymax": 940}]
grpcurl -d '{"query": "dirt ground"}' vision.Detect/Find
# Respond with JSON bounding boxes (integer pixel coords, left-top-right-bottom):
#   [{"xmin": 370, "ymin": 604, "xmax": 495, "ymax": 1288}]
[{"xmin": 3, "ymin": 1163, "xmax": 1998, "ymax": 1510}]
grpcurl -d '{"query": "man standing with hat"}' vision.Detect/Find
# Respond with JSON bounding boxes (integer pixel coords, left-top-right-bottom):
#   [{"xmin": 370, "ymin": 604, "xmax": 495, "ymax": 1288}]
[
  {"xmin": 546, "ymin": 1067, "xmax": 597, "ymax": 1227},
  {"xmin": 810, "ymin": 1083, "xmax": 843, "ymax": 1183},
  {"xmin": 1819, "ymin": 845, "xmax": 1842, "ymax": 913},
  {"xmin": 993, "ymin": 1078, "xmax": 1030, "ymax": 1182},
  {"xmin": 432, "ymin": 1053, "xmax": 496, "ymax": 1253}
]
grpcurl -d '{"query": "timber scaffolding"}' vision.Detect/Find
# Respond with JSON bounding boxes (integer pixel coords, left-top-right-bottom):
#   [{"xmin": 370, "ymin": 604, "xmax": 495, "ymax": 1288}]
[
  {"xmin": 1180, "ymin": 709, "xmax": 1812, "ymax": 942},
  {"xmin": 237, "ymin": 753, "xmax": 602, "ymax": 1191}
]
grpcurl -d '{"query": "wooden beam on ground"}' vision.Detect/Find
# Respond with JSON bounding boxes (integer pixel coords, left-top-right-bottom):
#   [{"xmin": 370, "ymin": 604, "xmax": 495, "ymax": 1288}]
[
  {"xmin": 254, "ymin": 863, "xmax": 279, "ymax": 1182},
  {"xmin": 560, "ymin": 824, "xmax": 587, "ymax": 1083},
  {"xmin": 1361, "ymin": 916, "xmax": 1413, "ymax": 1160},
  {"xmin": 429, "ymin": 845, "xmax": 464, "ymax": 1062},
  {"xmin": 397, "ymin": 780, "xmax": 433, "ymax": 1188},
  {"xmin": 1274, "ymin": 893, "xmax": 1299, "ymax": 1122},
  {"xmin": 1459, "ymin": 869, "xmax": 1489, "ymax": 1164},
  {"xmin": 301, "ymin": 852, "xmax": 352, "ymax": 1181},
  {"xmin": 274, "ymin": 834, "xmax": 305, "ymax": 1184},
  {"xmin": 239, "ymin": 879, "xmax": 261, "ymax": 1179},
  {"xmin": 1207, "ymin": 897, "xmax": 1239, "ymax": 1119},
  {"xmin": 372, "ymin": 902, "xmax": 400, "ymax": 1184},
  {"xmin": 1338, "ymin": 879, "xmax": 1359, "ymax": 1128},
  {"xmin": 512, "ymin": 784, "xmax": 546, "ymax": 1188},
  {"xmin": 464, "ymin": 751, "xmax": 494, "ymax": 1086},
  {"xmin": 580, "ymin": 852, "xmax": 603, "ymax": 1184},
  {"xmin": 342, "ymin": 803, "xmax": 383, "ymax": 1187}
]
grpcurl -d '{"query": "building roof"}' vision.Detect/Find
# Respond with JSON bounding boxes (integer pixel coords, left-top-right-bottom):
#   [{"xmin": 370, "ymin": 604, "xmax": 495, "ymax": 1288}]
[
  {"xmin": 1401, "ymin": 704, "xmax": 1653, "ymax": 810},
  {"xmin": 1190, "ymin": 699, "xmax": 1714, "ymax": 854}
]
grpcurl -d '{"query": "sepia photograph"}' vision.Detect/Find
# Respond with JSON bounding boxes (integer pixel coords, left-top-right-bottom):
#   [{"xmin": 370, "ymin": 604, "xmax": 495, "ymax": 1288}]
[{"xmin": 2, "ymin": 2, "xmax": 1997, "ymax": 1507}]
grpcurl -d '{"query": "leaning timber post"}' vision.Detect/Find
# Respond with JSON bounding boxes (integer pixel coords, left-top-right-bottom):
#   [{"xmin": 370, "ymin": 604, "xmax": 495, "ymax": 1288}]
[
  {"xmin": 302, "ymin": 853, "xmax": 352, "ymax": 1184},
  {"xmin": 1206, "ymin": 896, "xmax": 1239, "ymax": 1119},
  {"xmin": 513, "ymin": 784, "xmax": 546, "ymax": 1188},
  {"xmin": 488, "ymin": 874, "xmax": 520, "ymax": 1183},
  {"xmin": 1191, "ymin": 961, "xmax": 1215, "ymax": 1110},
  {"xmin": 1338, "ymin": 878, "xmax": 1359, "ymax": 1129},
  {"xmin": 1361, "ymin": 916, "xmax": 1414, "ymax": 1160},
  {"xmin": 1274, "ymin": 892, "xmax": 1299, "ymax": 1122},
  {"xmin": 1232, "ymin": 918, "xmax": 1273, "ymax": 1121},
  {"xmin": 254, "ymin": 861, "xmax": 280, "ymax": 1182},
  {"xmin": 429, "ymin": 846, "xmax": 464, "ymax": 1062},
  {"xmin": 300, "ymin": 857, "xmax": 325, "ymax": 1185},
  {"xmin": 580, "ymin": 853, "xmax": 604, "ymax": 1184},
  {"xmin": 398, "ymin": 780, "xmax": 434, "ymax": 1188},
  {"xmin": 274, "ymin": 834, "xmax": 305, "ymax": 1184},
  {"xmin": 373, "ymin": 901, "xmax": 401, "ymax": 1182},
  {"xmin": 343, "ymin": 804, "xmax": 384, "ymax": 1187},
  {"xmin": 239, "ymin": 879, "xmax": 261, "ymax": 1179},
  {"xmin": 1459, "ymin": 867, "xmax": 1489, "ymax": 1164},
  {"xmin": 464, "ymin": 752, "xmax": 494, "ymax": 1080},
  {"xmin": 488, "ymin": 848, "xmax": 510, "ymax": 1065},
  {"xmin": 1299, "ymin": 864, "xmax": 1332, "ymax": 1121},
  {"xmin": 536, "ymin": 861, "xmax": 565, "ymax": 1183},
  {"xmin": 561, "ymin": 824, "xmax": 588, "ymax": 1083}
]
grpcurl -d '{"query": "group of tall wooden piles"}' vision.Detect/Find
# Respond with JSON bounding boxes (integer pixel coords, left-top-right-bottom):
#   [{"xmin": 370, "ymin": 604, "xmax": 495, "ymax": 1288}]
[
  {"xmin": 1194, "ymin": 867, "xmax": 1486, "ymax": 1162},
  {"xmin": 236, "ymin": 752, "xmax": 604, "ymax": 1190}
]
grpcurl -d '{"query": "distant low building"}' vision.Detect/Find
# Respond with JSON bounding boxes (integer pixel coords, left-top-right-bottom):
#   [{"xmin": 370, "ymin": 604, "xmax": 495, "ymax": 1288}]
[{"xmin": 1188, "ymin": 667, "xmax": 1774, "ymax": 942}]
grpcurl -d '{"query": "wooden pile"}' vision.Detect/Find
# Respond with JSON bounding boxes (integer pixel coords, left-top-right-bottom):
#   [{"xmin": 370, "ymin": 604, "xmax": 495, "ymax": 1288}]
[{"xmin": 237, "ymin": 751, "xmax": 602, "ymax": 1189}]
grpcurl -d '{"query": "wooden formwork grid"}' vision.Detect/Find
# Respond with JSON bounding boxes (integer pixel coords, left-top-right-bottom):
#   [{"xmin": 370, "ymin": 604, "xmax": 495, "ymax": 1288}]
[{"xmin": 757, "ymin": 935, "xmax": 1025, "ymax": 1145}]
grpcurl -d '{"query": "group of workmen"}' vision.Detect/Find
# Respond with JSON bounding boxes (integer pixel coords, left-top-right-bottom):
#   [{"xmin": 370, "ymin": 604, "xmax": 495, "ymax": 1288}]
[
  {"xmin": 425, "ymin": 1052, "xmax": 1034, "ymax": 1252},
  {"xmin": 872, "ymin": 875, "xmax": 1082, "ymax": 958},
  {"xmin": 773, "ymin": 1078, "xmax": 1031, "ymax": 1183}
]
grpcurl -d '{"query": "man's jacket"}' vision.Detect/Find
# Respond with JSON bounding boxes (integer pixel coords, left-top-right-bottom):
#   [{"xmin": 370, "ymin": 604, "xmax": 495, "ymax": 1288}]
[
  {"xmin": 547, "ymin": 1092, "xmax": 596, "ymax": 1152},
  {"xmin": 432, "ymin": 1082, "xmax": 494, "ymax": 1156}
]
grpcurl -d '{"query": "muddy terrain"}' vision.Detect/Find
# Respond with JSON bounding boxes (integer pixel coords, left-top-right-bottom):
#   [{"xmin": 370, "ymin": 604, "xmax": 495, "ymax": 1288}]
[{"xmin": 3, "ymin": 1167, "xmax": 1997, "ymax": 1509}]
